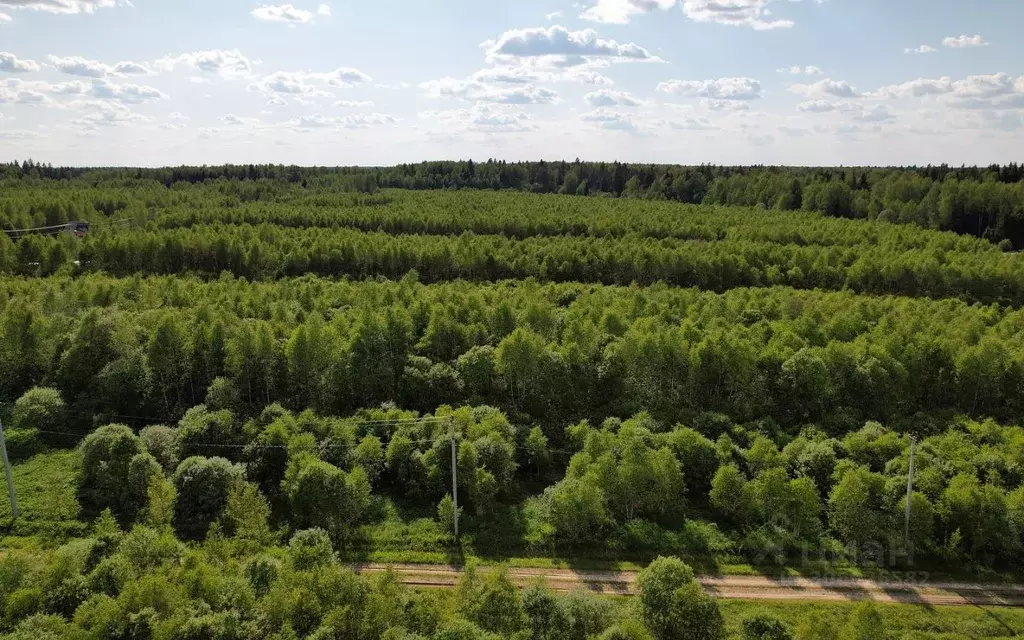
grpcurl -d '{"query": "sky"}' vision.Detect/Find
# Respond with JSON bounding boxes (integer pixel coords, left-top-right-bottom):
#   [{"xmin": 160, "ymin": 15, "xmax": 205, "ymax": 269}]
[{"xmin": 1, "ymin": 0, "xmax": 1023, "ymax": 167}]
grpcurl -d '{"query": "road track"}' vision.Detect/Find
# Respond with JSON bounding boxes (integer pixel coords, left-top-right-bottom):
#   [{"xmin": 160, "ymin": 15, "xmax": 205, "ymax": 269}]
[{"xmin": 355, "ymin": 564, "xmax": 1024, "ymax": 607}]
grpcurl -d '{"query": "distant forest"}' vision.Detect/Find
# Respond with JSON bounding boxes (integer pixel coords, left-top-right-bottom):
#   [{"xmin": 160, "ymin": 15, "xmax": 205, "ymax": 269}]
[{"xmin": 4, "ymin": 159, "xmax": 1024, "ymax": 249}]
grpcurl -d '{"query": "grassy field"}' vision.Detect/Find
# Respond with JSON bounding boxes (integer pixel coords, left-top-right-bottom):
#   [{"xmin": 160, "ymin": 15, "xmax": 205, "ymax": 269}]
[
  {"xmin": 0, "ymin": 450, "xmax": 85, "ymax": 543},
  {"xmin": 719, "ymin": 600, "xmax": 1024, "ymax": 639}
]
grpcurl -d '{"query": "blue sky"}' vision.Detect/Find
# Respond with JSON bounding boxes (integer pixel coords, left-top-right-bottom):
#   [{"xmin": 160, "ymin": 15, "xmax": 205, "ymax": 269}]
[{"xmin": 1, "ymin": 0, "xmax": 1023, "ymax": 166}]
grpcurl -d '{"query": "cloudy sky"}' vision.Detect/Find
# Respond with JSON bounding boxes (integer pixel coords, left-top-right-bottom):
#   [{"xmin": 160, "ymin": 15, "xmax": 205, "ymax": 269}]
[{"xmin": 1, "ymin": 0, "xmax": 1023, "ymax": 166}]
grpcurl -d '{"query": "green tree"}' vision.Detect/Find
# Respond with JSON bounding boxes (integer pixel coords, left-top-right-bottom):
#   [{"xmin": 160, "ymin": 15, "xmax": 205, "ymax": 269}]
[
  {"xmin": 636, "ymin": 556, "xmax": 724, "ymax": 640},
  {"xmin": 172, "ymin": 456, "xmax": 243, "ymax": 539}
]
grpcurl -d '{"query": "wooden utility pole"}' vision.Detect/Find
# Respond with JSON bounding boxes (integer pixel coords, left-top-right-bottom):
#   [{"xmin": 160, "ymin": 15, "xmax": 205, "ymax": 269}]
[
  {"xmin": 0, "ymin": 418, "xmax": 19, "ymax": 519},
  {"xmin": 904, "ymin": 436, "xmax": 916, "ymax": 548},
  {"xmin": 449, "ymin": 417, "xmax": 459, "ymax": 539}
]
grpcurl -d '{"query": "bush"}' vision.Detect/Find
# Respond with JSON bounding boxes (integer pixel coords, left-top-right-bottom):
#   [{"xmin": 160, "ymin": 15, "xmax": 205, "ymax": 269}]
[
  {"xmin": 118, "ymin": 526, "xmax": 182, "ymax": 572},
  {"xmin": 177, "ymin": 406, "xmax": 241, "ymax": 461},
  {"xmin": 140, "ymin": 425, "xmax": 180, "ymax": 472},
  {"xmin": 42, "ymin": 575, "xmax": 91, "ymax": 619},
  {"xmin": 5, "ymin": 587, "xmax": 44, "ymax": 625},
  {"xmin": 5, "ymin": 613, "xmax": 86, "ymax": 640},
  {"xmin": 598, "ymin": 620, "xmax": 655, "ymax": 640},
  {"xmin": 289, "ymin": 528, "xmax": 336, "ymax": 571},
  {"xmin": 523, "ymin": 584, "xmax": 568, "ymax": 640},
  {"xmin": 12, "ymin": 387, "xmax": 67, "ymax": 434},
  {"xmin": 77, "ymin": 424, "xmax": 150, "ymax": 524},
  {"xmin": 172, "ymin": 456, "xmax": 243, "ymax": 539},
  {"xmin": 433, "ymin": 619, "xmax": 500, "ymax": 640},
  {"xmin": 743, "ymin": 612, "xmax": 794, "ymax": 640},
  {"xmin": 87, "ymin": 556, "xmax": 133, "ymax": 597},
  {"xmin": 245, "ymin": 555, "xmax": 280, "ymax": 597},
  {"xmin": 4, "ymin": 428, "xmax": 41, "ymax": 460},
  {"xmin": 460, "ymin": 566, "xmax": 525, "ymax": 635},
  {"xmin": 637, "ymin": 557, "xmax": 724, "ymax": 640},
  {"xmin": 205, "ymin": 377, "xmax": 241, "ymax": 412}
]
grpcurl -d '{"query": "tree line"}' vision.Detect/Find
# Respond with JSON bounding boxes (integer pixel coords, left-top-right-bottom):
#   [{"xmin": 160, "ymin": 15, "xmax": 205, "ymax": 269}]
[
  {"xmin": 4, "ymin": 160, "xmax": 1023, "ymax": 248},
  {"xmin": 2, "ymin": 275, "xmax": 1023, "ymax": 433},
  {"xmin": 2, "ymin": 190, "xmax": 1022, "ymax": 306}
]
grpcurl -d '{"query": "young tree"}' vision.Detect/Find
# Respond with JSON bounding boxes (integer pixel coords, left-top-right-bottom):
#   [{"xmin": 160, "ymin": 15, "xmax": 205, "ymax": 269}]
[{"xmin": 636, "ymin": 556, "xmax": 724, "ymax": 640}]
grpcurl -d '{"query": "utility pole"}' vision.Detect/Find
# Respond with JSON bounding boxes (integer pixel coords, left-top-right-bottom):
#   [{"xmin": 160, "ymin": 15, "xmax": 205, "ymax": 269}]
[
  {"xmin": 449, "ymin": 416, "xmax": 459, "ymax": 539},
  {"xmin": 0, "ymin": 418, "xmax": 19, "ymax": 519},
  {"xmin": 904, "ymin": 436, "xmax": 916, "ymax": 549}
]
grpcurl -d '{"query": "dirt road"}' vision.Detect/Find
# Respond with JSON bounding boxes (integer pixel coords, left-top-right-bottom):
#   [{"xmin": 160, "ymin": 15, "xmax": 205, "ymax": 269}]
[{"xmin": 356, "ymin": 564, "xmax": 1024, "ymax": 607}]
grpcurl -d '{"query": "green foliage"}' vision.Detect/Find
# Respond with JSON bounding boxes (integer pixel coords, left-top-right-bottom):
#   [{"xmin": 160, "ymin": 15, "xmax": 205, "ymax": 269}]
[
  {"xmin": 289, "ymin": 528, "xmax": 337, "ymax": 571},
  {"xmin": 637, "ymin": 556, "xmax": 725, "ymax": 640},
  {"xmin": 77, "ymin": 424, "xmax": 153, "ymax": 525},
  {"xmin": 172, "ymin": 456, "xmax": 243, "ymax": 539}
]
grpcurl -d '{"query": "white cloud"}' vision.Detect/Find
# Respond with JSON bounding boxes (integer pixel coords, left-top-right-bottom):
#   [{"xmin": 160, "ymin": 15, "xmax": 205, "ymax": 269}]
[
  {"xmin": 169, "ymin": 112, "xmax": 189, "ymax": 121},
  {"xmin": 48, "ymin": 55, "xmax": 113, "ymax": 77},
  {"xmin": 777, "ymin": 65, "xmax": 823, "ymax": 76},
  {"xmin": 247, "ymin": 67, "xmax": 371, "ymax": 99},
  {"xmin": 0, "ymin": 52, "xmax": 40, "ymax": 73},
  {"xmin": 113, "ymin": 61, "xmax": 154, "ymax": 75},
  {"xmin": 579, "ymin": 0, "xmax": 676, "ymax": 25},
  {"xmin": 320, "ymin": 67, "xmax": 372, "ymax": 87},
  {"xmin": 50, "ymin": 80, "xmax": 88, "ymax": 94},
  {"xmin": 90, "ymin": 78, "xmax": 168, "ymax": 104},
  {"xmin": 333, "ymin": 99, "xmax": 374, "ymax": 108},
  {"xmin": 657, "ymin": 77, "xmax": 761, "ymax": 100},
  {"xmin": 681, "ymin": 0, "xmax": 795, "ymax": 30},
  {"xmin": 789, "ymin": 78, "xmax": 861, "ymax": 98},
  {"xmin": 580, "ymin": 107, "xmax": 640, "ymax": 131},
  {"xmin": 583, "ymin": 88, "xmax": 642, "ymax": 106},
  {"xmin": 252, "ymin": 4, "xmax": 314, "ymax": 24},
  {"xmin": 316, "ymin": 3, "xmax": 330, "ymax": 16},
  {"xmin": 943, "ymin": 34, "xmax": 988, "ymax": 49},
  {"xmin": 0, "ymin": 0, "xmax": 127, "ymax": 15},
  {"xmin": 702, "ymin": 99, "xmax": 749, "ymax": 111},
  {"xmin": 666, "ymin": 116, "xmax": 716, "ymax": 130},
  {"xmin": 265, "ymin": 95, "xmax": 287, "ymax": 106},
  {"xmin": 0, "ymin": 129, "xmax": 46, "ymax": 139},
  {"xmin": 545, "ymin": 11, "xmax": 562, "ymax": 20},
  {"xmin": 421, "ymin": 104, "xmax": 534, "ymax": 133},
  {"xmin": 873, "ymin": 74, "xmax": 1023, "ymax": 108},
  {"xmin": 482, "ymin": 26, "xmax": 658, "ymax": 65},
  {"xmin": 283, "ymin": 112, "xmax": 398, "ymax": 131},
  {"xmin": 220, "ymin": 113, "xmax": 259, "ymax": 125},
  {"xmin": 69, "ymin": 100, "xmax": 152, "ymax": 130},
  {"xmin": 0, "ymin": 83, "xmax": 49, "ymax": 104},
  {"xmin": 421, "ymin": 77, "xmax": 559, "ymax": 104},
  {"xmin": 156, "ymin": 49, "xmax": 255, "ymax": 79},
  {"xmin": 0, "ymin": 12, "xmax": 10, "ymax": 22},
  {"xmin": 797, "ymin": 99, "xmax": 859, "ymax": 113},
  {"xmin": 904, "ymin": 45, "xmax": 936, "ymax": 55}
]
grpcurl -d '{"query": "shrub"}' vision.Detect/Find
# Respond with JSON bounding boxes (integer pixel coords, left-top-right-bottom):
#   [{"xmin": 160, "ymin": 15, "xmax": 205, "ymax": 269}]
[
  {"xmin": 172, "ymin": 456, "xmax": 243, "ymax": 539},
  {"xmin": 743, "ymin": 612, "xmax": 795, "ymax": 640},
  {"xmin": 433, "ymin": 619, "xmax": 500, "ymax": 640},
  {"xmin": 12, "ymin": 387, "xmax": 67, "ymax": 434},
  {"xmin": 140, "ymin": 425, "xmax": 180, "ymax": 472},
  {"xmin": 118, "ymin": 526, "xmax": 182, "ymax": 572},
  {"xmin": 289, "ymin": 528, "xmax": 336, "ymax": 571},
  {"xmin": 598, "ymin": 620, "xmax": 655, "ymax": 640},
  {"xmin": 523, "ymin": 584, "xmax": 568, "ymax": 640},
  {"xmin": 244, "ymin": 555, "xmax": 280, "ymax": 597},
  {"xmin": 42, "ymin": 575, "xmax": 91, "ymax": 619},
  {"xmin": 77, "ymin": 424, "xmax": 149, "ymax": 524},
  {"xmin": 177, "ymin": 406, "xmax": 241, "ymax": 461},
  {"xmin": 5, "ymin": 587, "xmax": 44, "ymax": 625},
  {"xmin": 460, "ymin": 566, "xmax": 525, "ymax": 635},
  {"xmin": 87, "ymin": 556, "xmax": 133, "ymax": 597},
  {"xmin": 637, "ymin": 557, "xmax": 724, "ymax": 640},
  {"xmin": 5, "ymin": 613, "xmax": 86, "ymax": 640}
]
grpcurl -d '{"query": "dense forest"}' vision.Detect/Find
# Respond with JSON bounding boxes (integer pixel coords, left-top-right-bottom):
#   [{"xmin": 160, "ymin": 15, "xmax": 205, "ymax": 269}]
[
  {"xmin": 1, "ymin": 169, "xmax": 1024, "ymax": 639},
  {"xmin": 4, "ymin": 159, "xmax": 1024, "ymax": 249}
]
